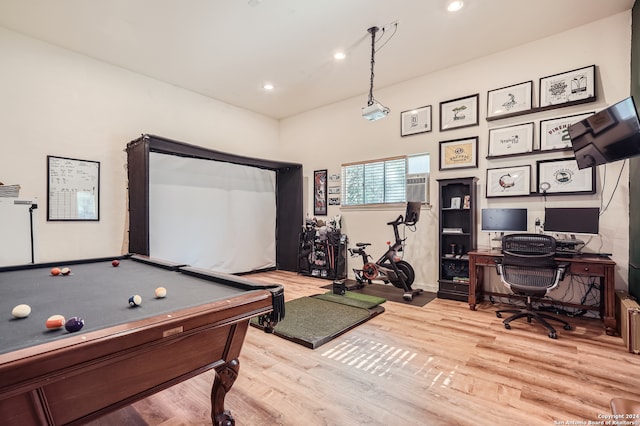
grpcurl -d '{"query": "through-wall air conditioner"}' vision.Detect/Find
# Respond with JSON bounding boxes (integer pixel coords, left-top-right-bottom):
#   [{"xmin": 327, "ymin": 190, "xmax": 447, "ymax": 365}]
[{"xmin": 406, "ymin": 173, "xmax": 428, "ymax": 203}]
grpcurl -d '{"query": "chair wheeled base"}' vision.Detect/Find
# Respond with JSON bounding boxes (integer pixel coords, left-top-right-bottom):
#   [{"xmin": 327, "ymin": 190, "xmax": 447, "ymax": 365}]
[{"xmin": 496, "ymin": 297, "xmax": 571, "ymax": 339}]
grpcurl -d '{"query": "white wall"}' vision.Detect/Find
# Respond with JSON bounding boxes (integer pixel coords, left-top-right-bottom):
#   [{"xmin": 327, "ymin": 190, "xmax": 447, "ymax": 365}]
[
  {"xmin": 0, "ymin": 12, "xmax": 632, "ymax": 293},
  {"xmin": 0, "ymin": 26, "xmax": 279, "ymax": 263},
  {"xmin": 280, "ymin": 11, "xmax": 632, "ymax": 292}
]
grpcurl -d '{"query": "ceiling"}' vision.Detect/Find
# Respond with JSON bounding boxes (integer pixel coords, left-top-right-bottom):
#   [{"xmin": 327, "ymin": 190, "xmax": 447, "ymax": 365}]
[{"xmin": 0, "ymin": 0, "xmax": 634, "ymax": 119}]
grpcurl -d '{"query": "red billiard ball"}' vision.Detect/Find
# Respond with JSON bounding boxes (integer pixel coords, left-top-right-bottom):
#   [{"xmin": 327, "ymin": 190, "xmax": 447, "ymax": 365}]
[{"xmin": 112, "ymin": 259, "xmax": 120, "ymax": 267}]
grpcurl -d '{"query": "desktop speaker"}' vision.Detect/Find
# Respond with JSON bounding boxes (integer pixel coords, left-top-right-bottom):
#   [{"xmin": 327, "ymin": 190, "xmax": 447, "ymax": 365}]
[{"xmin": 615, "ymin": 290, "xmax": 640, "ymax": 355}]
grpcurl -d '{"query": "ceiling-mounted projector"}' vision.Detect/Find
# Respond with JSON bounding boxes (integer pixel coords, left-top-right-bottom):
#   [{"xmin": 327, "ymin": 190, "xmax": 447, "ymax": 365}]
[{"xmin": 362, "ymin": 102, "xmax": 390, "ymax": 121}]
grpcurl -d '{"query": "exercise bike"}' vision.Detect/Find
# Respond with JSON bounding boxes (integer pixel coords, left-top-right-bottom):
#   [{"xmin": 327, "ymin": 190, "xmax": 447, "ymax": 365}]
[{"xmin": 348, "ymin": 202, "xmax": 423, "ymax": 301}]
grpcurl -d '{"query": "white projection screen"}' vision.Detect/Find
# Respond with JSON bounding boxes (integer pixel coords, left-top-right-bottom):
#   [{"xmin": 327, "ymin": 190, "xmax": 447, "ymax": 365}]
[{"xmin": 149, "ymin": 152, "xmax": 277, "ymax": 273}]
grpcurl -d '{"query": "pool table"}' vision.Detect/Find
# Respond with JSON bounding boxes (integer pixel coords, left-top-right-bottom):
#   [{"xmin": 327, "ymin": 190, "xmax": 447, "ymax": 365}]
[{"xmin": 0, "ymin": 254, "xmax": 284, "ymax": 425}]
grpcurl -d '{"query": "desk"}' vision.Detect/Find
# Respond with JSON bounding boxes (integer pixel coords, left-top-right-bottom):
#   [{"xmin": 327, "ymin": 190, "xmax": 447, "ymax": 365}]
[
  {"xmin": 0, "ymin": 255, "xmax": 284, "ymax": 425},
  {"xmin": 467, "ymin": 250, "xmax": 616, "ymax": 335}
]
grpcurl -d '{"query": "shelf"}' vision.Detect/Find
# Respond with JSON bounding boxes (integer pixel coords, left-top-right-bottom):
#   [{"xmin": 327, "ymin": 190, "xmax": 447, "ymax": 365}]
[
  {"xmin": 442, "ymin": 256, "xmax": 469, "ymax": 261},
  {"xmin": 485, "ymin": 96, "xmax": 596, "ymax": 122},
  {"xmin": 486, "ymin": 147, "xmax": 572, "ymax": 160}
]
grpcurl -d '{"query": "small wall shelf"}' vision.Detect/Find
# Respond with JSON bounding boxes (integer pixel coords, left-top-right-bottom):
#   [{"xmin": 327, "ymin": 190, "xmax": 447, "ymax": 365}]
[{"xmin": 485, "ymin": 96, "xmax": 596, "ymax": 122}]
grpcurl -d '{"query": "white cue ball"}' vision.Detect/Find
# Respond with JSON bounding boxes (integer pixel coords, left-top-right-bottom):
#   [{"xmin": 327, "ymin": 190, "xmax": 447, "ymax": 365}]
[
  {"xmin": 11, "ymin": 304, "xmax": 31, "ymax": 318},
  {"xmin": 155, "ymin": 287, "xmax": 167, "ymax": 298},
  {"xmin": 129, "ymin": 294, "xmax": 142, "ymax": 307}
]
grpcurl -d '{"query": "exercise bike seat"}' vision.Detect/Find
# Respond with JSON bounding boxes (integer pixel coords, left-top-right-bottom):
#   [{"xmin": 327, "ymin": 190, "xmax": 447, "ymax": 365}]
[{"xmin": 355, "ymin": 242, "xmax": 371, "ymax": 247}]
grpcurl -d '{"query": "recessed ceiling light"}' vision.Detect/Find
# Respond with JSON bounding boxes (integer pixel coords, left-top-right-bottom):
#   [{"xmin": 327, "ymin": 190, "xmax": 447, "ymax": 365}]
[
  {"xmin": 447, "ymin": 1, "xmax": 464, "ymax": 12},
  {"xmin": 263, "ymin": 83, "xmax": 274, "ymax": 91},
  {"xmin": 334, "ymin": 51, "xmax": 346, "ymax": 60}
]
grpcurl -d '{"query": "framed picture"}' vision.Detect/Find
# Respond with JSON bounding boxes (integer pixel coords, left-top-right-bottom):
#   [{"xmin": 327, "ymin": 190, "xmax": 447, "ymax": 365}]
[
  {"xmin": 539, "ymin": 65, "xmax": 596, "ymax": 107},
  {"xmin": 450, "ymin": 197, "xmax": 461, "ymax": 209},
  {"xmin": 47, "ymin": 155, "xmax": 100, "ymax": 221},
  {"xmin": 314, "ymin": 169, "xmax": 327, "ymax": 215},
  {"xmin": 440, "ymin": 94, "xmax": 479, "ymax": 131},
  {"xmin": 487, "ymin": 122, "xmax": 534, "ymax": 157},
  {"xmin": 487, "ymin": 81, "xmax": 533, "ymax": 118},
  {"xmin": 401, "ymin": 105, "xmax": 432, "ymax": 136},
  {"xmin": 539, "ymin": 112, "xmax": 595, "ymax": 151},
  {"xmin": 486, "ymin": 165, "xmax": 531, "ymax": 198},
  {"xmin": 328, "ymin": 197, "xmax": 340, "ymax": 206},
  {"xmin": 536, "ymin": 158, "xmax": 595, "ymax": 195},
  {"xmin": 439, "ymin": 137, "xmax": 478, "ymax": 170}
]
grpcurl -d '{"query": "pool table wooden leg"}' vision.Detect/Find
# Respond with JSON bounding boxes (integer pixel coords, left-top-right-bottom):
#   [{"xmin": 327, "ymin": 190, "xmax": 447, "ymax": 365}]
[{"xmin": 211, "ymin": 358, "xmax": 239, "ymax": 426}]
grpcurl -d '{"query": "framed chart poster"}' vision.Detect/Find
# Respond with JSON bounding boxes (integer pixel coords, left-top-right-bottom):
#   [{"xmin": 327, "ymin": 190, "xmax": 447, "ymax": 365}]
[{"xmin": 47, "ymin": 155, "xmax": 100, "ymax": 221}]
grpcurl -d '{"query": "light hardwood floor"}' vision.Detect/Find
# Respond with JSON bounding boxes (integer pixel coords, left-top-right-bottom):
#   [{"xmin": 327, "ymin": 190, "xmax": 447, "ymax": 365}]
[{"xmin": 89, "ymin": 270, "xmax": 640, "ymax": 426}]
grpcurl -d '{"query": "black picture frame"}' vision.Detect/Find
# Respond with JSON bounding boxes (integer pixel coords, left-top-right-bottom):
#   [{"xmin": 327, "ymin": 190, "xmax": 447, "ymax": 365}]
[
  {"xmin": 486, "ymin": 165, "xmax": 532, "ymax": 198},
  {"xmin": 539, "ymin": 65, "xmax": 596, "ymax": 107},
  {"xmin": 439, "ymin": 94, "xmax": 479, "ymax": 131},
  {"xmin": 314, "ymin": 169, "xmax": 327, "ymax": 216},
  {"xmin": 401, "ymin": 105, "xmax": 432, "ymax": 136},
  {"xmin": 439, "ymin": 137, "xmax": 478, "ymax": 170},
  {"xmin": 486, "ymin": 81, "xmax": 533, "ymax": 119},
  {"xmin": 47, "ymin": 155, "xmax": 100, "ymax": 221},
  {"xmin": 536, "ymin": 157, "xmax": 595, "ymax": 195}
]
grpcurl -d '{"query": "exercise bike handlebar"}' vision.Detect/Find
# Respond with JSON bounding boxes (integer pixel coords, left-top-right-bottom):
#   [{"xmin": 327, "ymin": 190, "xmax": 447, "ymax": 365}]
[{"xmin": 386, "ymin": 215, "xmax": 405, "ymax": 226}]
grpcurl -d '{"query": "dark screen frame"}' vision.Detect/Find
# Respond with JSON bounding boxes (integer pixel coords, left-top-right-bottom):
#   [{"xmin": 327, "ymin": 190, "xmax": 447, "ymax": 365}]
[
  {"xmin": 481, "ymin": 208, "xmax": 528, "ymax": 232},
  {"xmin": 543, "ymin": 207, "xmax": 600, "ymax": 235}
]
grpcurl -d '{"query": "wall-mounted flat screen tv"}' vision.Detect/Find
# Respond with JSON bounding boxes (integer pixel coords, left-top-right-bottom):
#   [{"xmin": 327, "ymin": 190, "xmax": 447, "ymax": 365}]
[{"xmin": 568, "ymin": 96, "xmax": 640, "ymax": 169}]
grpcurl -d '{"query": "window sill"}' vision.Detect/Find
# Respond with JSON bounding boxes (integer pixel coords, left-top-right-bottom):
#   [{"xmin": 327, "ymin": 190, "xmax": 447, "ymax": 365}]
[{"xmin": 339, "ymin": 203, "xmax": 432, "ymax": 212}]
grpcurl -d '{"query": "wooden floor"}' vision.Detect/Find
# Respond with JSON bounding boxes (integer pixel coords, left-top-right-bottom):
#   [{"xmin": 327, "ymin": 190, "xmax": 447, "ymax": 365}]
[{"xmin": 89, "ymin": 270, "xmax": 640, "ymax": 426}]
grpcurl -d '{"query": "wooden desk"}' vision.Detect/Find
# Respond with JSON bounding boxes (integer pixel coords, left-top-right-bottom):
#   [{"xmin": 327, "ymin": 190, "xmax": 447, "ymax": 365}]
[{"xmin": 467, "ymin": 250, "xmax": 617, "ymax": 335}]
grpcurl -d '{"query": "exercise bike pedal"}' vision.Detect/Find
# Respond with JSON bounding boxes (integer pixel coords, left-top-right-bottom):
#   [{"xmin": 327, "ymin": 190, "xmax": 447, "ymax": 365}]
[{"xmin": 403, "ymin": 289, "xmax": 423, "ymax": 302}]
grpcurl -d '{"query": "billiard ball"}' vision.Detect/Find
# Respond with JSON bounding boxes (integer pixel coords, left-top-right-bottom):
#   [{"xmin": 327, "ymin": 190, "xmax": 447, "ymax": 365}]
[
  {"xmin": 46, "ymin": 315, "xmax": 65, "ymax": 329},
  {"xmin": 128, "ymin": 295, "xmax": 142, "ymax": 307},
  {"xmin": 112, "ymin": 259, "xmax": 120, "ymax": 267},
  {"xmin": 11, "ymin": 304, "xmax": 31, "ymax": 318},
  {"xmin": 155, "ymin": 287, "xmax": 167, "ymax": 298},
  {"xmin": 65, "ymin": 316, "xmax": 85, "ymax": 333},
  {"xmin": 60, "ymin": 267, "xmax": 71, "ymax": 275},
  {"xmin": 50, "ymin": 267, "xmax": 61, "ymax": 276}
]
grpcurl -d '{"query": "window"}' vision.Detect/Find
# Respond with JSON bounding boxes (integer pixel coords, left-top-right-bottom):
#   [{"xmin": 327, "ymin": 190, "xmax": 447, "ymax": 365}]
[{"xmin": 341, "ymin": 153, "xmax": 430, "ymax": 206}]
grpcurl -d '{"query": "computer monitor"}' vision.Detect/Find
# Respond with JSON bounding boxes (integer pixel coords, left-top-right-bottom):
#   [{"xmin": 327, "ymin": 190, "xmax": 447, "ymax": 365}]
[
  {"xmin": 481, "ymin": 208, "xmax": 528, "ymax": 233},
  {"xmin": 543, "ymin": 207, "xmax": 600, "ymax": 236},
  {"xmin": 404, "ymin": 201, "xmax": 421, "ymax": 226},
  {"xmin": 568, "ymin": 96, "xmax": 640, "ymax": 169}
]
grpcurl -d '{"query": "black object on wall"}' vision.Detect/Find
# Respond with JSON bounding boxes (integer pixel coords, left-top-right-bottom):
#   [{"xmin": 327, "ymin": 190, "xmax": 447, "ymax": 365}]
[
  {"xmin": 126, "ymin": 134, "xmax": 303, "ymax": 272},
  {"xmin": 630, "ymin": 4, "xmax": 640, "ymax": 299}
]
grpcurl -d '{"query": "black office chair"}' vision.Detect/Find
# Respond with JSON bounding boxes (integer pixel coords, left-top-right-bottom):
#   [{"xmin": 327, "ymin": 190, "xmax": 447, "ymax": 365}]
[{"xmin": 495, "ymin": 233, "xmax": 571, "ymax": 339}]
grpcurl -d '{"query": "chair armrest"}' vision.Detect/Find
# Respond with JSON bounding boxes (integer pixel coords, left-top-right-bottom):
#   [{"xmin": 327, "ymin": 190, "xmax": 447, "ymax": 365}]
[
  {"xmin": 558, "ymin": 262, "xmax": 569, "ymax": 281},
  {"xmin": 494, "ymin": 257, "xmax": 503, "ymax": 276}
]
